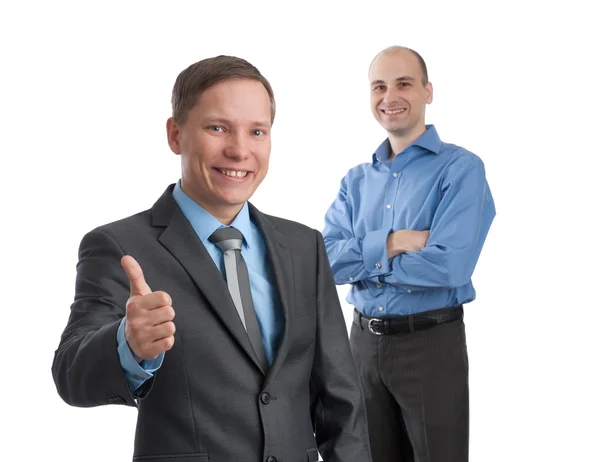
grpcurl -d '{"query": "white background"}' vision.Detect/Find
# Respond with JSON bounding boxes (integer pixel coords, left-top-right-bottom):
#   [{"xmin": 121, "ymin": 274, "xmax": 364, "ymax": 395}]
[{"xmin": 1, "ymin": 0, "xmax": 598, "ymax": 460}]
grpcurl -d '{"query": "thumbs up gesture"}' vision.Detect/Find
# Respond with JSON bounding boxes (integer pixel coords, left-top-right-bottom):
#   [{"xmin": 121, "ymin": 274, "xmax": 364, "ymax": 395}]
[{"xmin": 121, "ymin": 255, "xmax": 176, "ymax": 361}]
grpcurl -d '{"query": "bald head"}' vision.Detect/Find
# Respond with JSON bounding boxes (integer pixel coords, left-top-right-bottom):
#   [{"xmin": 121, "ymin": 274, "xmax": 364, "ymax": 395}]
[
  {"xmin": 368, "ymin": 45, "xmax": 433, "ymax": 142},
  {"xmin": 369, "ymin": 46, "xmax": 429, "ymax": 87}
]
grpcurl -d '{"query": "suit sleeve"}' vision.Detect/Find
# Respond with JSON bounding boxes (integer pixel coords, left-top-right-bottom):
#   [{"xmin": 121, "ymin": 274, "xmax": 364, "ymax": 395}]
[
  {"xmin": 309, "ymin": 230, "xmax": 372, "ymax": 462},
  {"xmin": 51, "ymin": 228, "xmax": 154, "ymax": 407}
]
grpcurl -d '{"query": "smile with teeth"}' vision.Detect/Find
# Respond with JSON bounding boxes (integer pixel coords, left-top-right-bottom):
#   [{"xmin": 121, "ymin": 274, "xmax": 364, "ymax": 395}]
[
  {"xmin": 218, "ymin": 169, "xmax": 249, "ymax": 179},
  {"xmin": 382, "ymin": 108, "xmax": 407, "ymax": 115}
]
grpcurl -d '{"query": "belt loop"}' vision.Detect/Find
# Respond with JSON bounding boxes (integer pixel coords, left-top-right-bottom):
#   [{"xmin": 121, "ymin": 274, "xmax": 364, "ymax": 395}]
[
  {"xmin": 408, "ymin": 315, "xmax": 415, "ymax": 333},
  {"xmin": 357, "ymin": 309, "xmax": 364, "ymax": 331}
]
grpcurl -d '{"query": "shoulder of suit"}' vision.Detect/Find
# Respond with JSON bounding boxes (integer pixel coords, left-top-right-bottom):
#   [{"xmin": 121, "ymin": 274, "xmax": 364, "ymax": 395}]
[
  {"xmin": 86, "ymin": 208, "xmax": 152, "ymax": 237},
  {"xmin": 260, "ymin": 212, "xmax": 317, "ymax": 237}
]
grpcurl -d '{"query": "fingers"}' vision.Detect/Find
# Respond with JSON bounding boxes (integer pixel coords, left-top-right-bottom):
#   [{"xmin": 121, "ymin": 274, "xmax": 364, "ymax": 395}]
[
  {"xmin": 134, "ymin": 331, "xmax": 176, "ymax": 360},
  {"xmin": 131, "ymin": 319, "xmax": 176, "ymax": 343},
  {"xmin": 127, "ymin": 291, "xmax": 172, "ymax": 312},
  {"xmin": 125, "ymin": 300, "xmax": 176, "ymax": 358},
  {"xmin": 146, "ymin": 304, "xmax": 175, "ymax": 326},
  {"xmin": 150, "ymin": 335, "xmax": 175, "ymax": 355},
  {"xmin": 126, "ymin": 300, "xmax": 174, "ymax": 326},
  {"xmin": 122, "ymin": 255, "xmax": 152, "ymax": 297},
  {"xmin": 153, "ymin": 320, "xmax": 176, "ymax": 339}
]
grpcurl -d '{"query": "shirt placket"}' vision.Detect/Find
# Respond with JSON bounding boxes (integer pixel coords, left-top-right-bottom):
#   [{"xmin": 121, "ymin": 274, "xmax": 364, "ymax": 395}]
[{"xmin": 376, "ymin": 164, "xmax": 402, "ymax": 315}]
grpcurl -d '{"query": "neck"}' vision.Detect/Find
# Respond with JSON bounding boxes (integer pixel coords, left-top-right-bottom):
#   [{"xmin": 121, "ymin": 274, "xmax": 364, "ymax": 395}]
[
  {"xmin": 209, "ymin": 206, "xmax": 242, "ymax": 226},
  {"xmin": 180, "ymin": 183, "xmax": 243, "ymax": 226},
  {"xmin": 388, "ymin": 124, "xmax": 427, "ymax": 158}
]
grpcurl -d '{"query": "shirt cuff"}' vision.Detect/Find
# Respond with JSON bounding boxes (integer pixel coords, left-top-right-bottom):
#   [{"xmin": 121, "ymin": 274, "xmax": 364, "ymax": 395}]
[
  {"xmin": 362, "ymin": 228, "xmax": 391, "ymax": 276},
  {"xmin": 117, "ymin": 318, "xmax": 164, "ymax": 389}
]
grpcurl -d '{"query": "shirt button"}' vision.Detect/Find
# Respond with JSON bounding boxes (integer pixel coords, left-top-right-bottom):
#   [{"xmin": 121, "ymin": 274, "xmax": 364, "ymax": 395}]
[
  {"xmin": 378, "ymin": 306, "xmax": 384, "ymax": 312},
  {"xmin": 407, "ymin": 289, "xmax": 412, "ymax": 294},
  {"xmin": 392, "ymin": 172, "xmax": 398, "ymax": 177},
  {"xmin": 386, "ymin": 204, "xmax": 392, "ymax": 209},
  {"xmin": 375, "ymin": 262, "xmax": 382, "ymax": 269},
  {"xmin": 376, "ymin": 283, "xmax": 382, "ymax": 288},
  {"xmin": 349, "ymin": 276, "xmax": 354, "ymax": 281}
]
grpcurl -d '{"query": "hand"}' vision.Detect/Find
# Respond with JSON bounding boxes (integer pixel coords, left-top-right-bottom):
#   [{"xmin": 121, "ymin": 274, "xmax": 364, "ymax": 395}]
[
  {"xmin": 121, "ymin": 255, "xmax": 176, "ymax": 361},
  {"xmin": 387, "ymin": 230, "xmax": 430, "ymax": 259}
]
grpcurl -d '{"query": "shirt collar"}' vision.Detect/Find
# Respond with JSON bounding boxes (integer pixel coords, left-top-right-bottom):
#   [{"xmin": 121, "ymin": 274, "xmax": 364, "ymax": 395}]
[
  {"xmin": 172, "ymin": 180, "xmax": 253, "ymax": 249},
  {"xmin": 372, "ymin": 124, "xmax": 442, "ymax": 164}
]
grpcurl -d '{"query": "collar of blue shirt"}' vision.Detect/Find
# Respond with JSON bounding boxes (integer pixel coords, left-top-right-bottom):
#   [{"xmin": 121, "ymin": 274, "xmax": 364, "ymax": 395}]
[
  {"xmin": 372, "ymin": 124, "xmax": 443, "ymax": 164},
  {"xmin": 172, "ymin": 180, "xmax": 254, "ymax": 250}
]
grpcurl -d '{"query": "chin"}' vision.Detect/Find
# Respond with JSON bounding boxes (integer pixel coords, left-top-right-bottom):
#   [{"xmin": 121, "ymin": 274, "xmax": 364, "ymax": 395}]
[
  {"xmin": 382, "ymin": 123, "xmax": 404, "ymax": 133},
  {"xmin": 218, "ymin": 191, "xmax": 254, "ymax": 206},
  {"xmin": 388, "ymin": 122, "xmax": 413, "ymax": 134}
]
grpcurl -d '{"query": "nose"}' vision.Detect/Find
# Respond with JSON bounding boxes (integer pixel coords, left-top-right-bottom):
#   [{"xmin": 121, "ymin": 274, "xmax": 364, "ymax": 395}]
[
  {"xmin": 383, "ymin": 87, "xmax": 402, "ymax": 105},
  {"xmin": 223, "ymin": 132, "xmax": 251, "ymax": 161}
]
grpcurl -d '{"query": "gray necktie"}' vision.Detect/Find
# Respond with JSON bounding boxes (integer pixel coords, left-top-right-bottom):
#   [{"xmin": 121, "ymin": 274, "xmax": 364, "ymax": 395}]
[{"xmin": 209, "ymin": 227, "xmax": 268, "ymax": 370}]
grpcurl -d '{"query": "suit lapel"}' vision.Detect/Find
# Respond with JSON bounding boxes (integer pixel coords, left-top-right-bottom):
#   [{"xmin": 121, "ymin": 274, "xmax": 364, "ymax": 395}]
[
  {"xmin": 152, "ymin": 186, "xmax": 266, "ymax": 374},
  {"xmin": 249, "ymin": 204, "xmax": 296, "ymax": 384}
]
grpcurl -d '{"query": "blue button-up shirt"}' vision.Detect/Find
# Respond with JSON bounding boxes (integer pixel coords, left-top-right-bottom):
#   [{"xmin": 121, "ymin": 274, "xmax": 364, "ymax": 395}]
[
  {"xmin": 322, "ymin": 125, "xmax": 496, "ymax": 317},
  {"xmin": 117, "ymin": 181, "xmax": 284, "ymax": 392}
]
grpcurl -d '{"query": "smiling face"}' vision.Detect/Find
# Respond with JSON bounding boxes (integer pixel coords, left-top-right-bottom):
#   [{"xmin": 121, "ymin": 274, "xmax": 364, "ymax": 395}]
[
  {"xmin": 166, "ymin": 78, "xmax": 272, "ymax": 224},
  {"xmin": 369, "ymin": 48, "xmax": 433, "ymax": 140}
]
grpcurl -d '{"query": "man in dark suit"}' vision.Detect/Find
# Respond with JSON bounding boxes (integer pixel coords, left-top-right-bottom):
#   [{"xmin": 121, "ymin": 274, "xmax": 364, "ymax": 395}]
[{"xmin": 52, "ymin": 55, "xmax": 371, "ymax": 462}]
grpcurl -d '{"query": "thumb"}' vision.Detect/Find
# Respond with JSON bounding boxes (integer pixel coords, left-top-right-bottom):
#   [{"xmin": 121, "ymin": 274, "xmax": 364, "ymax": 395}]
[{"xmin": 121, "ymin": 255, "xmax": 152, "ymax": 297}]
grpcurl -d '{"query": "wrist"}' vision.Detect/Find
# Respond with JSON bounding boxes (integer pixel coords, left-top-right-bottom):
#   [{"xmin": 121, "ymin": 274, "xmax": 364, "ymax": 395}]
[
  {"xmin": 124, "ymin": 324, "xmax": 143, "ymax": 363},
  {"xmin": 387, "ymin": 231, "xmax": 406, "ymax": 259}
]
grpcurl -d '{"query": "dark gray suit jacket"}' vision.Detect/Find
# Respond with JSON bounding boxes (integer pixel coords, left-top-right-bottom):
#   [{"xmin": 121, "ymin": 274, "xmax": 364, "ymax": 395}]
[{"xmin": 52, "ymin": 185, "xmax": 371, "ymax": 462}]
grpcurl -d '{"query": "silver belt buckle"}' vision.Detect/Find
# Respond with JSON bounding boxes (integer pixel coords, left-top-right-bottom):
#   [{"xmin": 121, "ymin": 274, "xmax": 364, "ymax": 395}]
[{"xmin": 368, "ymin": 318, "xmax": 384, "ymax": 335}]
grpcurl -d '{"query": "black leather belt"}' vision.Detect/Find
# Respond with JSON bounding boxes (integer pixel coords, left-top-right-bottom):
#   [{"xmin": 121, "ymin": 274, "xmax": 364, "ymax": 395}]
[{"xmin": 353, "ymin": 305, "xmax": 463, "ymax": 335}]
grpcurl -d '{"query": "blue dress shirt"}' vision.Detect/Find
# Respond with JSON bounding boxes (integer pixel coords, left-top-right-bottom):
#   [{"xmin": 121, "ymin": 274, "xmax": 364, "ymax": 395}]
[
  {"xmin": 322, "ymin": 125, "xmax": 496, "ymax": 317},
  {"xmin": 117, "ymin": 181, "xmax": 284, "ymax": 392}
]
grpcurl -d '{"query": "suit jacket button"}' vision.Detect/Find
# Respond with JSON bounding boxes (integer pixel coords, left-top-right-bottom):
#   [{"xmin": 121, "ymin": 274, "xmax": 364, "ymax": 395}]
[
  {"xmin": 260, "ymin": 392, "xmax": 271, "ymax": 404},
  {"xmin": 266, "ymin": 457, "xmax": 277, "ymax": 462}
]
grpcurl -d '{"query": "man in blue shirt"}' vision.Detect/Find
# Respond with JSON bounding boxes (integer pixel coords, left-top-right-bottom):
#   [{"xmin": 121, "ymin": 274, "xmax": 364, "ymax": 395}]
[
  {"xmin": 323, "ymin": 46, "xmax": 496, "ymax": 462},
  {"xmin": 52, "ymin": 55, "xmax": 371, "ymax": 462}
]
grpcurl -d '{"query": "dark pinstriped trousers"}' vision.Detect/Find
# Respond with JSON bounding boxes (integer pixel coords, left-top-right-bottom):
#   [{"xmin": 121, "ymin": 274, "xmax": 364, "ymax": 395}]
[{"xmin": 350, "ymin": 315, "xmax": 469, "ymax": 462}]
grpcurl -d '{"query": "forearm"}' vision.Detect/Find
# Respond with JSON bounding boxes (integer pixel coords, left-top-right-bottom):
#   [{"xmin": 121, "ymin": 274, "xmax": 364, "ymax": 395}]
[
  {"xmin": 383, "ymin": 245, "xmax": 474, "ymax": 289},
  {"xmin": 386, "ymin": 229, "xmax": 427, "ymax": 259},
  {"xmin": 52, "ymin": 318, "xmax": 136, "ymax": 407},
  {"xmin": 52, "ymin": 229, "xmax": 141, "ymax": 407},
  {"xmin": 324, "ymin": 228, "xmax": 391, "ymax": 284}
]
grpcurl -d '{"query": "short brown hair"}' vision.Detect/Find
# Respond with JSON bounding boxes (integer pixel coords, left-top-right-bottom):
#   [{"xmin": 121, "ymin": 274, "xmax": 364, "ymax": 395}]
[{"xmin": 171, "ymin": 55, "xmax": 276, "ymax": 124}]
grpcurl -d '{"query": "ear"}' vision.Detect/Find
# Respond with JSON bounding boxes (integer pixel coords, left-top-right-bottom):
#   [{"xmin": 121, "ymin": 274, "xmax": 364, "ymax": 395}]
[
  {"xmin": 425, "ymin": 82, "xmax": 433, "ymax": 105},
  {"xmin": 166, "ymin": 117, "xmax": 182, "ymax": 155}
]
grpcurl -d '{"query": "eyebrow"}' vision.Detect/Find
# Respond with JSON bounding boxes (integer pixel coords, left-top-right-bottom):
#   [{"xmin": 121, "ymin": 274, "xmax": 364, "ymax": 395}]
[
  {"xmin": 370, "ymin": 76, "xmax": 416, "ymax": 86},
  {"xmin": 203, "ymin": 117, "xmax": 271, "ymax": 128}
]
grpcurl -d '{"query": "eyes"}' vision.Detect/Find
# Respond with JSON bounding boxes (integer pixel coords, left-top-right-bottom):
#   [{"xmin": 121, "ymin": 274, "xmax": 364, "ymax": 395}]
[
  {"xmin": 207, "ymin": 126, "xmax": 268, "ymax": 137},
  {"xmin": 372, "ymin": 82, "xmax": 411, "ymax": 92}
]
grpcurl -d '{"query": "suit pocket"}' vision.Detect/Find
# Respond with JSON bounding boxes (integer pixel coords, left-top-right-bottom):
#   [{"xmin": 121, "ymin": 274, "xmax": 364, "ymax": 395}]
[
  {"xmin": 306, "ymin": 448, "xmax": 320, "ymax": 461},
  {"xmin": 295, "ymin": 295, "xmax": 317, "ymax": 319},
  {"xmin": 133, "ymin": 453, "xmax": 208, "ymax": 461}
]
